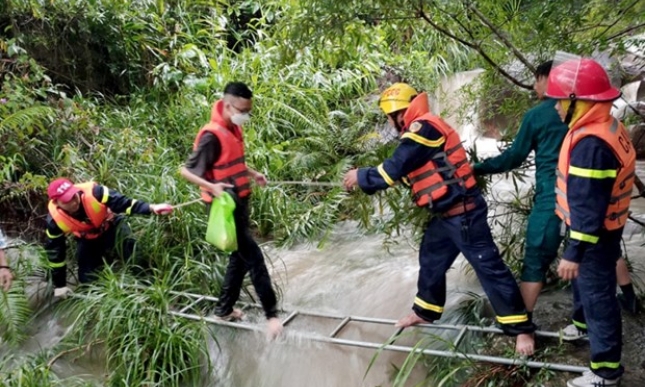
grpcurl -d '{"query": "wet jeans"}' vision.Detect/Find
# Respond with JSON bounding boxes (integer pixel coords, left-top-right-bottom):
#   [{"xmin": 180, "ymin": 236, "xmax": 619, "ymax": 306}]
[
  {"xmin": 214, "ymin": 198, "xmax": 278, "ymax": 319},
  {"xmin": 413, "ymin": 195, "xmax": 535, "ymax": 336},
  {"xmin": 569, "ymin": 228, "xmax": 624, "ymax": 380}
]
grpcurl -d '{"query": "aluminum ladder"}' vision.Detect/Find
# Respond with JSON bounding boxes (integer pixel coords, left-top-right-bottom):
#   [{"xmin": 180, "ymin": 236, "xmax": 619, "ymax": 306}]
[{"xmin": 168, "ymin": 290, "xmax": 588, "ymax": 374}]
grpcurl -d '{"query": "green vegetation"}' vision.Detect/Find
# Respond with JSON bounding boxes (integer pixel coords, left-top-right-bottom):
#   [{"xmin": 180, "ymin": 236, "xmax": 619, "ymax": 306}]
[{"xmin": 1, "ymin": 0, "xmax": 644, "ymax": 386}]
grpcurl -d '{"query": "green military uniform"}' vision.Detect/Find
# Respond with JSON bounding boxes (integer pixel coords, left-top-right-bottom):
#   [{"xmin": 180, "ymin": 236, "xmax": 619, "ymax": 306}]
[{"xmin": 474, "ymin": 98, "xmax": 569, "ymax": 282}]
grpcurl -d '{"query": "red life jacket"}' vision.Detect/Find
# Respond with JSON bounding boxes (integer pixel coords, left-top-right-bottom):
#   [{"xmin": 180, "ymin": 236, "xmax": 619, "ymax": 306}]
[
  {"xmin": 405, "ymin": 114, "xmax": 477, "ymax": 207},
  {"xmin": 48, "ymin": 182, "xmax": 113, "ymax": 239},
  {"xmin": 193, "ymin": 100, "xmax": 251, "ymax": 202}
]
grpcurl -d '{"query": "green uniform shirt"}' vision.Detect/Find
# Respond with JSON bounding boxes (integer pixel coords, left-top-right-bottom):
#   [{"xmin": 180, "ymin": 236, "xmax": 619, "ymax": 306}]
[{"xmin": 474, "ymin": 98, "xmax": 569, "ymax": 212}]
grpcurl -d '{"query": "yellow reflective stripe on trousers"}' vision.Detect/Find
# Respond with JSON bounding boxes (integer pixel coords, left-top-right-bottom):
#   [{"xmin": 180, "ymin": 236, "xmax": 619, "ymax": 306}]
[
  {"xmin": 569, "ymin": 230, "xmax": 599, "ymax": 244},
  {"xmin": 48, "ymin": 260, "xmax": 66, "ymax": 268},
  {"xmin": 568, "ymin": 166, "xmax": 617, "ymax": 179},
  {"xmin": 573, "ymin": 319, "xmax": 587, "ymax": 329},
  {"xmin": 126, "ymin": 199, "xmax": 137, "ymax": 215},
  {"xmin": 46, "ymin": 229, "xmax": 64, "ymax": 239},
  {"xmin": 401, "ymin": 132, "xmax": 446, "ymax": 148},
  {"xmin": 414, "ymin": 297, "xmax": 444, "ymax": 313},
  {"xmin": 496, "ymin": 314, "xmax": 528, "ymax": 324},
  {"xmin": 101, "ymin": 186, "xmax": 110, "ymax": 203},
  {"xmin": 591, "ymin": 361, "xmax": 621, "ymax": 370},
  {"xmin": 377, "ymin": 164, "xmax": 395, "ymax": 186}
]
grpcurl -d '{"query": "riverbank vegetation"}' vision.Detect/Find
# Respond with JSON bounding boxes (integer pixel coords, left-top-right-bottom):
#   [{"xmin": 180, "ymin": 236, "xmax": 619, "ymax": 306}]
[{"xmin": 1, "ymin": 0, "xmax": 644, "ymax": 386}]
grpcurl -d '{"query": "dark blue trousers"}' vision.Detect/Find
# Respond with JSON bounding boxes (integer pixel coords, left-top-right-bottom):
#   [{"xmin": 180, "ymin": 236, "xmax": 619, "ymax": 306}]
[
  {"xmin": 75, "ymin": 217, "xmax": 136, "ymax": 283},
  {"xmin": 413, "ymin": 195, "xmax": 535, "ymax": 336},
  {"xmin": 569, "ymin": 229, "xmax": 623, "ymax": 379}
]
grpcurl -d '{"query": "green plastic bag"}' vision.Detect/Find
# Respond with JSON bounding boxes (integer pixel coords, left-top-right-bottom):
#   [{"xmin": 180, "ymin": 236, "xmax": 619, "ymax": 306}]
[{"xmin": 205, "ymin": 192, "xmax": 238, "ymax": 252}]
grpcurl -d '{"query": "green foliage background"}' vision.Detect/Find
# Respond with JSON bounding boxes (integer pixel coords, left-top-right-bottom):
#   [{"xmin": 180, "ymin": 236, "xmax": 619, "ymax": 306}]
[{"xmin": 0, "ymin": 0, "xmax": 643, "ymax": 385}]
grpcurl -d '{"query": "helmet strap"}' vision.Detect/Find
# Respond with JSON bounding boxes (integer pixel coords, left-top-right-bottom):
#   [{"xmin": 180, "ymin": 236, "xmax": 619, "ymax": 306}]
[
  {"xmin": 389, "ymin": 112, "xmax": 405, "ymax": 133},
  {"xmin": 564, "ymin": 94, "xmax": 577, "ymax": 125}
]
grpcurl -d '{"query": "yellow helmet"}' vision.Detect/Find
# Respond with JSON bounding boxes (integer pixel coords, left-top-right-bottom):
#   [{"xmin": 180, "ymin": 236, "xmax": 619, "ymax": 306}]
[{"xmin": 379, "ymin": 83, "xmax": 418, "ymax": 115}]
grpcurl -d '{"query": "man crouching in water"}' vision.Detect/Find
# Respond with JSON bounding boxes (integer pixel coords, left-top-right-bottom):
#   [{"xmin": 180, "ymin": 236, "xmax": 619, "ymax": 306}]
[{"xmin": 343, "ymin": 83, "xmax": 536, "ymax": 355}]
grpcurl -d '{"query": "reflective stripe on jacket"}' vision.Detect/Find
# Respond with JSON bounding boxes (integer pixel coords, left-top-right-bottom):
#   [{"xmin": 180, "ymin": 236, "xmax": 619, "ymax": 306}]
[
  {"xmin": 47, "ymin": 182, "xmax": 113, "ymax": 239},
  {"xmin": 555, "ymin": 118, "xmax": 635, "ymax": 231},
  {"xmin": 406, "ymin": 113, "xmax": 476, "ymax": 207}
]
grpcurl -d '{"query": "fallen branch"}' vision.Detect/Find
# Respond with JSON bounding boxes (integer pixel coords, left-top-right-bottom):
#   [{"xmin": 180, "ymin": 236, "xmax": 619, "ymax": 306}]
[
  {"xmin": 467, "ymin": 3, "xmax": 535, "ymax": 73},
  {"xmin": 594, "ymin": 0, "xmax": 642, "ymax": 41},
  {"xmin": 607, "ymin": 22, "xmax": 645, "ymax": 41},
  {"xmin": 47, "ymin": 339, "xmax": 105, "ymax": 369},
  {"xmin": 629, "ymin": 215, "xmax": 645, "ymax": 228},
  {"xmin": 416, "ymin": 8, "xmax": 532, "ymax": 90}
]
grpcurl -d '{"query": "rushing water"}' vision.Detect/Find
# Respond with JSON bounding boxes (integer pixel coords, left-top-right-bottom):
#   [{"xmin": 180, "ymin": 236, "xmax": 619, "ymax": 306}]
[
  {"xmin": 209, "ymin": 221, "xmax": 489, "ymax": 387},
  {"xmin": 4, "ymin": 70, "xmax": 645, "ymax": 386}
]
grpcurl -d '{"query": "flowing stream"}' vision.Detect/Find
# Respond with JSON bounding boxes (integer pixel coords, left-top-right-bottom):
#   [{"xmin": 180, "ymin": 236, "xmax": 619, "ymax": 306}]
[{"xmin": 4, "ymin": 70, "xmax": 645, "ymax": 386}]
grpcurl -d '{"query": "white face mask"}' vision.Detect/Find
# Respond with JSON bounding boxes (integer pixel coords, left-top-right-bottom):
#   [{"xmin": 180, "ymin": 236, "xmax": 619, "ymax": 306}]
[{"xmin": 231, "ymin": 113, "xmax": 251, "ymax": 126}]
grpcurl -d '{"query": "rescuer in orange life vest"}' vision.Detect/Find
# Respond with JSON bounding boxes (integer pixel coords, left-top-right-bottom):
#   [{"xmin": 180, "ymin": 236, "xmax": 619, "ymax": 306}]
[
  {"xmin": 546, "ymin": 57, "xmax": 635, "ymax": 387},
  {"xmin": 180, "ymin": 82, "xmax": 283, "ymax": 340},
  {"xmin": 343, "ymin": 83, "xmax": 537, "ymax": 355},
  {"xmin": 45, "ymin": 178, "xmax": 174, "ymax": 297}
]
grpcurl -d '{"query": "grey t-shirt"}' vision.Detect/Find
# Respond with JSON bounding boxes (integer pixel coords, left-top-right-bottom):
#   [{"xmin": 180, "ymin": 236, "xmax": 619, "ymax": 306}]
[{"xmin": 0, "ymin": 228, "xmax": 7, "ymax": 249}]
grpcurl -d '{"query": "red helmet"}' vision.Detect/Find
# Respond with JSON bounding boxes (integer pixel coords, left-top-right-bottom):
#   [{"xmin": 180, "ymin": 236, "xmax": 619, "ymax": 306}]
[{"xmin": 545, "ymin": 58, "xmax": 621, "ymax": 101}]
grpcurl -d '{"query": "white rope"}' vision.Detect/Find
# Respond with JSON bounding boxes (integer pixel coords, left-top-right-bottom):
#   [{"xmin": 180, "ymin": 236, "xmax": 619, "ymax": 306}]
[
  {"xmin": 172, "ymin": 198, "xmax": 204, "ymax": 209},
  {"xmin": 268, "ymin": 180, "xmax": 343, "ymax": 188}
]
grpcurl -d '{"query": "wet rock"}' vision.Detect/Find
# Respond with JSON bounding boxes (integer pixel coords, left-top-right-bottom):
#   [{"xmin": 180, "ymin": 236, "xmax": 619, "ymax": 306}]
[
  {"xmin": 620, "ymin": 35, "xmax": 645, "ymax": 83},
  {"xmin": 534, "ymin": 290, "xmax": 645, "ymax": 387},
  {"xmin": 623, "ymin": 80, "xmax": 645, "ymax": 103},
  {"xmin": 631, "ymin": 123, "xmax": 645, "ymax": 159}
]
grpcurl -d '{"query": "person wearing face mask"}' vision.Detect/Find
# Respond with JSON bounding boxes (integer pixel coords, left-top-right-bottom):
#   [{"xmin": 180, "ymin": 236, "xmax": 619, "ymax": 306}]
[
  {"xmin": 180, "ymin": 82, "xmax": 283, "ymax": 340},
  {"xmin": 342, "ymin": 83, "xmax": 537, "ymax": 356},
  {"xmin": 547, "ymin": 57, "xmax": 635, "ymax": 387},
  {"xmin": 45, "ymin": 178, "xmax": 174, "ymax": 297}
]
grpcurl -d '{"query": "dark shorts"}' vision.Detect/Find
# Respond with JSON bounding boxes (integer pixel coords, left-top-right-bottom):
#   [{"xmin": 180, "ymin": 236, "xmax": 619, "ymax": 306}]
[{"xmin": 521, "ymin": 210, "xmax": 563, "ymax": 282}]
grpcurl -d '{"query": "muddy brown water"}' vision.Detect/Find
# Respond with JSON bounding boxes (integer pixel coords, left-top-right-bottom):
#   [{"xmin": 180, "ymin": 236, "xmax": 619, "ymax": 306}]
[
  {"xmin": 5, "ymin": 163, "xmax": 645, "ymax": 386},
  {"xmin": 4, "ymin": 69, "xmax": 645, "ymax": 385}
]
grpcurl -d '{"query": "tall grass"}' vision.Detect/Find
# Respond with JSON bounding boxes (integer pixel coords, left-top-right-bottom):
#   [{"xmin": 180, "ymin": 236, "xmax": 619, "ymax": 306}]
[
  {"xmin": 2, "ymin": 0, "xmax": 641, "ymax": 386},
  {"xmin": 0, "ymin": 3, "xmax": 392, "ymax": 384}
]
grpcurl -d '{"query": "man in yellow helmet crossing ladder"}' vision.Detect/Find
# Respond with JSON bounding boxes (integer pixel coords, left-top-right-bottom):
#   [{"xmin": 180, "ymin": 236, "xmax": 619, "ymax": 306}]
[{"xmin": 343, "ymin": 83, "xmax": 537, "ymax": 356}]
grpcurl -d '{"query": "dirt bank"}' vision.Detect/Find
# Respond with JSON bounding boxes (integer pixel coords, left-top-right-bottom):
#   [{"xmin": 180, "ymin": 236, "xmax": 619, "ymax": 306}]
[{"xmin": 531, "ymin": 289, "xmax": 645, "ymax": 386}]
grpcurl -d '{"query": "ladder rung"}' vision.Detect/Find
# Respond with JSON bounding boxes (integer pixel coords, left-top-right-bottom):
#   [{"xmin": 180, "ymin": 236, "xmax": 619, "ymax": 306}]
[
  {"xmin": 452, "ymin": 326, "xmax": 468, "ymax": 348},
  {"xmin": 96, "ymin": 286, "xmax": 590, "ymax": 374},
  {"xmin": 178, "ymin": 296, "xmax": 205, "ymax": 313},
  {"xmin": 329, "ymin": 317, "xmax": 351, "ymax": 338},
  {"xmin": 387, "ymin": 326, "xmax": 405, "ymax": 345},
  {"xmin": 282, "ymin": 311, "xmax": 299, "ymax": 326}
]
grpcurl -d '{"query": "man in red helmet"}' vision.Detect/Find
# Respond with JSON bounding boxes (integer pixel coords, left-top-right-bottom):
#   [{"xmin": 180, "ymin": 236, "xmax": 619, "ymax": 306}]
[
  {"xmin": 546, "ymin": 57, "xmax": 634, "ymax": 387},
  {"xmin": 45, "ymin": 178, "xmax": 174, "ymax": 297},
  {"xmin": 343, "ymin": 83, "xmax": 537, "ymax": 355}
]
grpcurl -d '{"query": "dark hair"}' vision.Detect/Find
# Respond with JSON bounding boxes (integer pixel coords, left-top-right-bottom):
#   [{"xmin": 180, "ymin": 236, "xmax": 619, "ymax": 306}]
[
  {"xmin": 535, "ymin": 60, "xmax": 553, "ymax": 78},
  {"xmin": 223, "ymin": 82, "xmax": 253, "ymax": 99}
]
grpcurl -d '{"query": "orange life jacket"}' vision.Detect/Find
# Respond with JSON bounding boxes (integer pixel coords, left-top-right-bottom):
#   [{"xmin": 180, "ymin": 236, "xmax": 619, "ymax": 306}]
[
  {"xmin": 406, "ymin": 113, "xmax": 477, "ymax": 207},
  {"xmin": 555, "ymin": 117, "xmax": 635, "ymax": 230},
  {"xmin": 193, "ymin": 122, "xmax": 251, "ymax": 202},
  {"xmin": 48, "ymin": 182, "xmax": 113, "ymax": 239}
]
